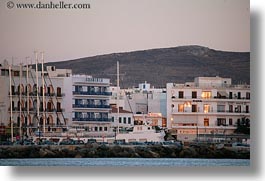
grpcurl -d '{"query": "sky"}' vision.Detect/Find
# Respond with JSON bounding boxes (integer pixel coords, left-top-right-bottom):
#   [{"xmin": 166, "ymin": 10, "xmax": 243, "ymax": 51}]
[{"xmin": 0, "ymin": 0, "xmax": 249, "ymax": 64}]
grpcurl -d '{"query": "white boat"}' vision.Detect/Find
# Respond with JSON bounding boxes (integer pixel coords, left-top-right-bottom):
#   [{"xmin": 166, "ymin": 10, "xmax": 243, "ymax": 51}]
[{"xmin": 115, "ymin": 124, "xmax": 165, "ymax": 143}]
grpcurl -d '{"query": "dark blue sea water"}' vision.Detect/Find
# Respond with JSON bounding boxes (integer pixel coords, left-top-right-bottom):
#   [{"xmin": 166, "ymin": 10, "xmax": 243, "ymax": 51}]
[{"xmin": 0, "ymin": 158, "xmax": 250, "ymax": 166}]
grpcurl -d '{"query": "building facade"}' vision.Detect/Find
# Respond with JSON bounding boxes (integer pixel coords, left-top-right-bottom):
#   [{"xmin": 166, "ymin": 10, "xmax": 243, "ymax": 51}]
[
  {"xmin": 167, "ymin": 76, "xmax": 250, "ymax": 142},
  {"xmin": 110, "ymin": 107, "xmax": 134, "ymax": 131},
  {"xmin": 0, "ymin": 60, "xmax": 72, "ymax": 140},
  {"xmin": 71, "ymin": 75, "xmax": 112, "ymax": 137},
  {"xmin": 123, "ymin": 82, "xmax": 167, "ymax": 117}
]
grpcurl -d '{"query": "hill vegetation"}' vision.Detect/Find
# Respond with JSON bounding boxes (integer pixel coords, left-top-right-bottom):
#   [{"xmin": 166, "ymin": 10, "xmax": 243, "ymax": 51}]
[{"xmin": 46, "ymin": 45, "xmax": 250, "ymax": 88}]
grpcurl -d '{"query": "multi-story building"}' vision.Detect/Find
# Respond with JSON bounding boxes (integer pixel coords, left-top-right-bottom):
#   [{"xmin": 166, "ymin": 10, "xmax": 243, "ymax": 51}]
[
  {"xmin": 122, "ymin": 82, "xmax": 167, "ymax": 116},
  {"xmin": 0, "ymin": 60, "xmax": 72, "ymax": 141},
  {"xmin": 167, "ymin": 76, "xmax": 250, "ymax": 142},
  {"xmin": 71, "ymin": 75, "xmax": 112, "ymax": 137},
  {"xmin": 133, "ymin": 113, "xmax": 166, "ymax": 128},
  {"xmin": 109, "ymin": 82, "xmax": 167, "ymax": 128},
  {"xmin": 110, "ymin": 106, "xmax": 134, "ymax": 130}
]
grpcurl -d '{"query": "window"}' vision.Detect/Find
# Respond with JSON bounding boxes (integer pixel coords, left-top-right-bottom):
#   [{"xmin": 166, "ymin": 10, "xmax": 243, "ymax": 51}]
[
  {"xmin": 95, "ymin": 127, "xmax": 98, "ymax": 131},
  {"xmin": 229, "ymin": 92, "xmax": 233, "ymax": 99},
  {"xmin": 112, "ymin": 117, "xmax": 114, "ymax": 122},
  {"xmin": 178, "ymin": 104, "xmax": 184, "ymax": 112},
  {"xmin": 192, "ymin": 105, "xmax": 197, "ymax": 112},
  {"xmin": 201, "ymin": 91, "xmax": 211, "ymax": 99},
  {"xmin": 123, "ymin": 117, "xmax": 126, "ymax": 124},
  {"xmin": 99, "ymin": 127, "xmax": 102, "ymax": 131},
  {"xmin": 246, "ymin": 92, "xmax": 250, "ymax": 99},
  {"xmin": 104, "ymin": 127, "xmax": 108, "ymax": 131},
  {"xmin": 178, "ymin": 91, "xmax": 184, "ymax": 98},
  {"xmin": 192, "ymin": 91, "xmax": 197, "ymax": 98},
  {"xmin": 217, "ymin": 118, "xmax": 226, "ymax": 126},
  {"xmin": 246, "ymin": 105, "xmax": 249, "ymax": 113},
  {"xmin": 237, "ymin": 92, "xmax": 241, "ymax": 99},
  {"xmin": 203, "ymin": 104, "xmax": 210, "ymax": 113},
  {"xmin": 229, "ymin": 118, "xmax": 233, "ymax": 126},
  {"xmin": 235, "ymin": 105, "xmax": 241, "ymax": 113},
  {"xmin": 128, "ymin": 117, "xmax": 131, "ymax": 124},
  {"xmin": 57, "ymin": 87, "xmax": 62, "ymax": 97},
  {"xmin": 217, "ymin": 105, "xmax": 225, "ymax": 112},
  {"xmin": 119, "ymin": 117, "xmax": 122, "ymax": 123},
  {"xmin": 229, "ymin": 105, "xmax": 233, "ymax": 112},
  {"xmin": 204, "ymin": 118, "xmax": 209, "ymax": 126}
]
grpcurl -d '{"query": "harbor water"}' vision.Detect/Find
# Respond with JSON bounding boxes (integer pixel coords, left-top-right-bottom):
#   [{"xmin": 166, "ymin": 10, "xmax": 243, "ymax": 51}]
[{"xmin": 0, "ymin": 158, "xmax": 250, "ymax": 166}]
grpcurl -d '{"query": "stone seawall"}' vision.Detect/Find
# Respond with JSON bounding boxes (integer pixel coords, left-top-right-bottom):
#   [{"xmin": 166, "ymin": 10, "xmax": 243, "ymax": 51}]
[{"xmin": 0, "ymin": 144, "xmax": 250, "ymax": 159}]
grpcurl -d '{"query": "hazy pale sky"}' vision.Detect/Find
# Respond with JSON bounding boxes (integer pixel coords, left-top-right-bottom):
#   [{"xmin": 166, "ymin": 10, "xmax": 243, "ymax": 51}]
[{"xmin": 0, "ymin": 0, "xmax": 249, "ymax": 64}]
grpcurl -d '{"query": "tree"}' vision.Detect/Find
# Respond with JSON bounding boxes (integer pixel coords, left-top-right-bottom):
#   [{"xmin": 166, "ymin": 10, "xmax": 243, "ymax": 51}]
[{"xmin": 235, "ymin": 117, "xmax": 250, "ymax": 135}]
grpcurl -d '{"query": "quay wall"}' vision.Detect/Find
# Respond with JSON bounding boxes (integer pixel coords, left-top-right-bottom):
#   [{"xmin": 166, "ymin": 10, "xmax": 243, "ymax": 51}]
[{"xmin": 0, "ymin": 144, "xmax": 250, "ymax": 159}]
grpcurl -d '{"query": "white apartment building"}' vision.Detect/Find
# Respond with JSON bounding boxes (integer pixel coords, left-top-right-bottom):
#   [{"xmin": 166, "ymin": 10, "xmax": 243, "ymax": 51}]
[
  {"xmin": 71, "ymin": 75, "xmax": 112, "ymax": 137},
  {"xmin": 110, "ymin": 107, "xmax": 134, "ymax": 129},
  {"xmin": 0, "ymin": 60, "xmax": 72, "ymax": 140},
  {"xmin": 123, "ymin": 82, "xmax": 167, "ymax": 117},
  {"xmin": 167, "ymin": 76, "xmax": 250, "ymax": 142}
]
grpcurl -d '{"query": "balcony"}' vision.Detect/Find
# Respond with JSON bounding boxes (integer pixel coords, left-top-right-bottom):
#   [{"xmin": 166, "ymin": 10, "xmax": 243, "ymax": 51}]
[
  {"xmin": 56, "ymin": 93, "xmax": 65, "ymax": 97},
  {"xmin": 171, "ymin": 96, "xmax": 250, "ymax": 102},
  {"xmin": 172, "ymin": 110, "xmax": 250, "ymax": 115},
  {"xmin": 73, "ymin": 104, "xmax": 111, "ymax": 109},
  {"xmin": 72, "ymin": 117, "xmax": 112, "ymax": 122},
  {"xmin": 73, "ymin": 91, "xmax": 112, "ymax": 96}
]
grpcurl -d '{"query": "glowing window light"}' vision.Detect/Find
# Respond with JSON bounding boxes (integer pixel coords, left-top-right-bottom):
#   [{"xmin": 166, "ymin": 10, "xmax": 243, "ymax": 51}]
[
  {"xmin": 201, "ymin": 91, "xmax": 212, "ymax": 99},
  {"xmin": 204, "ymin": 104, "xmax": 210, "ymax": 113}
]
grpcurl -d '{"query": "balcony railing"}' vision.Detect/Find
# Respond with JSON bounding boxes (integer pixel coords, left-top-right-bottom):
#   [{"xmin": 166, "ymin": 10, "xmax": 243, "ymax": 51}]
[
  {"xmin": 172, "ymin": 110, "xmax": 250, "ymax": 114},
  {"xmin": 73, "ymin": 91, "xmax": 112, "ymax": 96},
  {"xmin": 172, "ymin": 96, "xmax": 250, "ymax": 100},
  {"xmin": 73, "ymin": 104, "xmax": 111, "ymax": 109},
  {"xmin": 72, "ymin": 118, "xmax": 112, "ymax": 122},
  {"xmin": 8, "ymin": 91, "xmax": 64, "ymax": 97}
]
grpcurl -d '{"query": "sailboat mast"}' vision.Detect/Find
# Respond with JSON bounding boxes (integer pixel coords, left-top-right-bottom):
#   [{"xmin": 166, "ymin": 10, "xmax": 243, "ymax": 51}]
[
  {"xmin": 41, "ymin": 52, "xmax": 45, "ymax": 134},
  {"xmin": 26, "ymin": 59, "xmax": 30, "ymax": 137},
  {"xmin": 117, "ymin": 61, "xmax": 119, "ymax": 134},
  {"xmin": 19, "ymin": 62, "xmax": 22, "ymax": 140},
  {"xmin": 35, "ymin": 52, "xmax": 40, "ymax": 134},
  {"xmin": 9, "ymin": 65, "xmax": 14, "ymax": 142}
]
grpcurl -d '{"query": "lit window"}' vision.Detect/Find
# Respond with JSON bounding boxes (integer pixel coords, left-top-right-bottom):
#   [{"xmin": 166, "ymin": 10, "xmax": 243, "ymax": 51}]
[
  {"xmin": 203, "ymin": 104, "xmax": 210, "ymax": 113},
  {"xmin": 201, "ymin": 91, "xmax": 212, "ymax": 99},
  {"xmin": 178, "ymin": 104, "xmax": 184, "ymax": 112}
]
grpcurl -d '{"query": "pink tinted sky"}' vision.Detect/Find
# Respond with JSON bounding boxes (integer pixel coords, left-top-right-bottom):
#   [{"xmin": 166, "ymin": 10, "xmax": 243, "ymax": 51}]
[{"xmin": 0, "ymin": 0, "xmax": 249, "ymax": 64}]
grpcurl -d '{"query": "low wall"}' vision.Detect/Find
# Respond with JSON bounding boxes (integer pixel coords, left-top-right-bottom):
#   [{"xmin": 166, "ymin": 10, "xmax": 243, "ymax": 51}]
[{"xmin": 0, "ymin": 144, "xmax": 250, "ymax": 159}]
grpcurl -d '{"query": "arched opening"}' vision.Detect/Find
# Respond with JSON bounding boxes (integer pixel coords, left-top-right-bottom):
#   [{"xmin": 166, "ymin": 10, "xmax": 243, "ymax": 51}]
[
  {"xmin": 56, "ymin": 117, "xmax": 61, "ymax": 125},
  {"xmin": 29, "ymin": 99, "xmax": 33, "ymax": 110},
  {"xmin": 40, "ymin": 116, "xmax": 44, "ymax": 126},
  {"xmin": 40, "ymin": 85, "xmax": 46, "ymax": 95},
  {"xmin": 17, "ymin": 101, "xmax": 20, "ymax": 109},
  {"xmin": 57, "ymin": 87, "xmax": 62, "ymax": 97},
  {"xmin": 47, "ymin": 85, "xmax": 54, "ymax": 96},
  {"xmin": 16, "ymin": 117, "xmax": 20, "ymax": 127},
  {"xmin": 33, "ymin": 116, "xmax": 38, "ymax": 127},
  {"xmin": 28, "ymin": 115, "xmax": 32, "ymax": 126},
  {"xmin": 10, "ymin": 101, "xmax": 15, "ymax": 111},
  {"xmin": 33, "ymin": 99, "xmax": 37, "ymax": 111},
  {"xmin": 21, "ymin": 100, "xmax": 25, "ymax": 109},
  {"xmin": 47, "ymin": 115, "xmax": 54, "ymax": 126},
  {"xmin": 26, "ymin": 84, "xmax": 32, "ymax": 94},
  {"xmin": 40, "ymin": 101, "xmax": 46, "ymax": 112},
  {"xmin": 11, "ymin": 85, "xmax": 15, "ymax": 95},
  {"xmin": 18, "ymin": 84, "xmax": 24, "ymax": 94},
  {"xmin": 47, "ymin": 100, "xmax": 54, "ymax": 112},
  {"xmin": 20, "ymin": 115, "xmax": 25, "ymax": 126},
  {"xmin": 57, "ymin": 102, "xmax": 61, "ymax": 112},
  {"xmin": 33, "ymin": 84, "xmax": 37, "ymax": 95}
]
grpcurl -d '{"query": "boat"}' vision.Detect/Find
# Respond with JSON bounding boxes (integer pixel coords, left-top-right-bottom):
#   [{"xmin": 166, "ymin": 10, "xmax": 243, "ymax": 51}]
[{"xmin": 115, "ymin": 123, "xmax": 165, "ymax": 143}]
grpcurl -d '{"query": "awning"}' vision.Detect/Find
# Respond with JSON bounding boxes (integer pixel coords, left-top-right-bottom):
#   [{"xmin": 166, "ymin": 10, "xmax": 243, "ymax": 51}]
[{"xmin": 217, "ymin": 91, "xmax": 228, "ymax": 97}]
